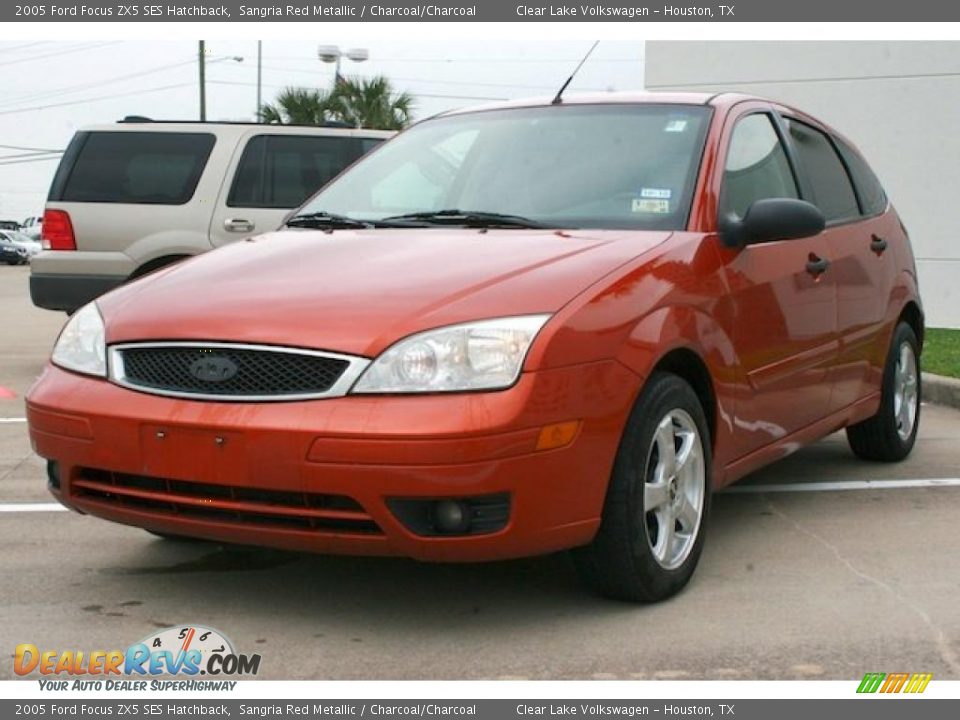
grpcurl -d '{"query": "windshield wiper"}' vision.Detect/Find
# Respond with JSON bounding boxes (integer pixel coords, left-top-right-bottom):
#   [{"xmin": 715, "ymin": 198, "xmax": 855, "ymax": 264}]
[
  {"xmin": 380, "ymin": 209, "xmax": 547, "ymax": 229},
  {"xmin": 285, "ymin": 211, "xmax": 375, "ymax": 230},
  {"xmin": 285, "ymin": 211, "xmax": 429, "ymax": 230}
]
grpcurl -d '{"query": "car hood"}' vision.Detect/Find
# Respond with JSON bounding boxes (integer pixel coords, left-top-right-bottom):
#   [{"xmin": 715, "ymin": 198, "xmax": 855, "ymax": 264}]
[{"xmin": 100, "ymin": 228, "xmax": 671, "ymax": 357}]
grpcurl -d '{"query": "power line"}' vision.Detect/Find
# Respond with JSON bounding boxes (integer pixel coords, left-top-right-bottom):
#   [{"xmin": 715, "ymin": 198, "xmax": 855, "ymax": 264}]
[
  {"xmin": 0, "ymin": 155, "xmax": 62, "ymax": 167},
  {"xmin": 0, "ymin": 41, "xmax": 120, "ymax": 68},
  {"xmin": 0, "ymin": 81, "xmax": 196, "ymax": 117},
  {"xmin": 264, "ymin": 53, "xmax": 643, "ymax": 64},
  {"xmin": 0, "ymin": 143, "xmax": 64, "ymax": 153},
  {"xmin": 0, "ymin": 58, "xmax": 196, "ymax": 109},
  {"xmin": 0, "ymin": 150, "xmax": 64, "ymax": 160},
  {"xmin": 210, "ymin": 79, "xmax": 507, "ymax": 102},
  {"xmin": 0, "ymin": 42, "xmax": 49, "ymax": 54},
  {"xmin": 232, "ymin": 61, "xmax": 609, "ymax": 92}
]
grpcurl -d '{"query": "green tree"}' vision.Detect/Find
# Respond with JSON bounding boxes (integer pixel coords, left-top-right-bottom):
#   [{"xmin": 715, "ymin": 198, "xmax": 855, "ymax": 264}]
[
  {"xmin": 259, "ymin": 76, "xmax": 414, "ymax": 130},
  {"xmin": 329, "ymin": 76, "xmax": 414, "ymax": 131},
  {"xmin": 258, "ymin": 87, "xmax": 336, "ymax": 125}
]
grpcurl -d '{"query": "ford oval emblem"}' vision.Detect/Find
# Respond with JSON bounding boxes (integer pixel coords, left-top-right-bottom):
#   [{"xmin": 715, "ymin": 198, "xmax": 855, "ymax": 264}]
[{"xmin": 189, "ymin": 356, "xmax": 238, "ymax": 383}]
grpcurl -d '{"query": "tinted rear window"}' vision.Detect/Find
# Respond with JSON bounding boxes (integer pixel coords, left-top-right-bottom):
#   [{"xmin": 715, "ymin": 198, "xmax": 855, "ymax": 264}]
[
  {"xmin": 835, "ymin": 138, "xmax": 888, "ymax": 217},
  {"xmin": 50, "ymin": 131, "xmax": 215, "ymax": 205},
  {"xmin": 228, "ymin": 134, "xmax": 383, "ymax": 209},
  {"xmin": 783, "ymin": 119, "xmax": 860, "ymax": 223}
]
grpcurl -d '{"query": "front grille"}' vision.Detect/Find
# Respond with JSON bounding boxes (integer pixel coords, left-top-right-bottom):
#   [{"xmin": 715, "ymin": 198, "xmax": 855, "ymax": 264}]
[
  {"xmin": 110, "ymin": 343, "xmax": 362, "ymax": 401},
  {"xmin": 72, "ymin": 468, "xmax": 382, "ymax": 535}
]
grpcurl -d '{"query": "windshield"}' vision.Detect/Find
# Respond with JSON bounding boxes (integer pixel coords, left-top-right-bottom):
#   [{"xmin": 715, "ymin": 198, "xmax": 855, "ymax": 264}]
[{"xmin": 296, "ymin": 104, "xmax": 711, "ymax": 230}]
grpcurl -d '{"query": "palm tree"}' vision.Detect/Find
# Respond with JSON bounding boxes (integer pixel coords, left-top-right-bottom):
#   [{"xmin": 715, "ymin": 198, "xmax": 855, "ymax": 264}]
[
  {"xmin": 259, "ymin": 87, "xmax": 337, "ymax": 125},
  {"xmin": 259, "ymin": 77, "xmax": 414, "ymax": 130},
  {"xmin": 329, "ymin": 76, "xmax": 414, "ymax": 131}
]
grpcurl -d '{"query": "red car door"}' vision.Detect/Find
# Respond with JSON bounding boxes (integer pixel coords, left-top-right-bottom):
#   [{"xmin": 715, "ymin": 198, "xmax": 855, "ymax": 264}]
[
  {"xmin": 779, "ymin": 116, "xmax": 899, "ymax": 412},
  {"xmin": 713, "ymin": 107, "xmax": 838, "ymax": 461}
]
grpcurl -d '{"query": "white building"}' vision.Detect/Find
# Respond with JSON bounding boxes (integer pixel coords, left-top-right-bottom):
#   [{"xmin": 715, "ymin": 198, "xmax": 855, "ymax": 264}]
[{"xmin": 645, "ymin": 41, "xmax": 959, "ymax": 329}]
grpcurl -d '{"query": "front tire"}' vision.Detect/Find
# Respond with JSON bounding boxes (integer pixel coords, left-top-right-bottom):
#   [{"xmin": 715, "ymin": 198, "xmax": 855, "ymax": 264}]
[
  {"xmin": 846, "ymin": 321, "xmax": 921, "ymax": 461},
  {"xmin": 575, "ymin": 372, "xmax": 712, "ymax": 603}
]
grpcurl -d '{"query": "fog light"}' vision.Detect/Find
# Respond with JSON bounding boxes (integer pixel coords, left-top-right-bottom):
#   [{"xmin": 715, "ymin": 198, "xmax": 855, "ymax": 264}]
[
  {"xmin": 387, "ymin": 494, "xmax": 511, "ymax": 537},
  {"xmin": 432, "ymin": 500, "xmax": 470, "ymax": 534}
]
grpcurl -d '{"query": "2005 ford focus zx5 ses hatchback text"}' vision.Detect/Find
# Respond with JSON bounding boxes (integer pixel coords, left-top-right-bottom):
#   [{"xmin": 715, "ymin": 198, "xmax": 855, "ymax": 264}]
[{"xmin": 28, "ymin": 93, "xmax": 923, "ymax": 602}]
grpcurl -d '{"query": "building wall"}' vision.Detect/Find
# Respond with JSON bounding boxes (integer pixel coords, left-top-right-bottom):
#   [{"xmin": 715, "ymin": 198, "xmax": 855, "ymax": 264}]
[{"xmin": 646, "ymin": 41, "xmax": 959, "ymax": 329}]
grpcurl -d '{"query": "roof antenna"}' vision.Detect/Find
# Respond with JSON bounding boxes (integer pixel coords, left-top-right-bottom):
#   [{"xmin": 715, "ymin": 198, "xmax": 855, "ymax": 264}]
[{"xmin": 552, "ymin": 41, "xmax": 600, "ymax": 105}]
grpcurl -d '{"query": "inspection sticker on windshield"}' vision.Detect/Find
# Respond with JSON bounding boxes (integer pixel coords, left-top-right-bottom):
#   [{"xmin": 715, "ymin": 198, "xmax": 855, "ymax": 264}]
[
  {"xmin": 632, "ymin": 198, "xmax": 670, "ymax": 214},
  {"xmin": 640, "ymin": 188, "xmax": 672, "ymax": 199},
  {"xmin": 664, "ymin": 119, "xmax": 688, "ymax": 133}
]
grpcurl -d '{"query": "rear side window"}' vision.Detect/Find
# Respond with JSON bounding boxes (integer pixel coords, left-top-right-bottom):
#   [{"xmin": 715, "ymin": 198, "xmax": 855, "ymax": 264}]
[
  {"xmin": 228, "ymin": 134, "xmax": 381, "ymax": 209},
  {"xmin": 720, "ymin": 113, "xmax": 799, "ymax": 219},
  {"xmin": 835, "ymin": 138, "xmax": 888, "ymax": 217},
  {"xmin": 783, "ymin": 119, "xmax": 859, "ymax": 223},
  {"xmin": 50, "ymin": 132, "xmax": 215, "ymax": 205}
]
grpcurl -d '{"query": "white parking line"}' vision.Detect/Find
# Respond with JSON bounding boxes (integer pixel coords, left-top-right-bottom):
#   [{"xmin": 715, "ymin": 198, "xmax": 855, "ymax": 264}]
[
  {"xmin": 0, "ymin": 503, "xmax": 67, "ymax": 512},
  {"xmin": 0, "ymin": 418, "xmax": 26, "ymax": 423},
  {"xmin": 726, "ymin": 477, "xmax": 960, "ymax": 493}
]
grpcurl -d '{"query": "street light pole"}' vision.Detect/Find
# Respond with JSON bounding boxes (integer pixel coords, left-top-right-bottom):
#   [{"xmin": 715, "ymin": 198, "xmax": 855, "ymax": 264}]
[
  {"xmin": 198, "ymin": 40, "xmax": 206, "ymax": 122},
  {"xmin": 256, "ymin": 40, "xmax": 262, "ymax": 121},
  {"xmin": 317, "ymin": 45, "xmax": 369, "ymax": 90}
]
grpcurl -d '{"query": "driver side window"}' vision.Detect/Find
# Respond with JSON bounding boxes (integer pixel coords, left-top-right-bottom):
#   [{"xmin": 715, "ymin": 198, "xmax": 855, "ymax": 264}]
[{"xmin": 721, "ymin": 113, "xmax": 799, "ymax": 219}]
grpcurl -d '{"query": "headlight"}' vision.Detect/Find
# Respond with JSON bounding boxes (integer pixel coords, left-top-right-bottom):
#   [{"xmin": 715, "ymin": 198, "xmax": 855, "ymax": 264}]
[
  {"xmin": 51, "ymin": 302, "xmax": 106, "ymax": 377},
  {"xmin": 351, "ymin": 314, "xmax": 551, "ymax": 394}
]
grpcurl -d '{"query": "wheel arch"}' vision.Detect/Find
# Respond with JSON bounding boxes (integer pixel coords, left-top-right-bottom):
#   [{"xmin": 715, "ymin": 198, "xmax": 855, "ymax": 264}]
[
  {"xmin": 649, "ymin": 347, "xmax": 717, "ymax": 450},
  {"xmin": 127, "ymin": 254, "xmax": 192, "ymax": 282},
  {"xmin": 898, "ymin": 300, "xmax": 925, "ymax": 350}
]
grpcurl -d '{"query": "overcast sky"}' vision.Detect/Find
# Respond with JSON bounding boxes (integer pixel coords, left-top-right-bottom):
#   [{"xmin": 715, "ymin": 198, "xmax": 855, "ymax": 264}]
[{"xmin": 0, "ymin": 39, "xmax": 644, "ymax": 220}]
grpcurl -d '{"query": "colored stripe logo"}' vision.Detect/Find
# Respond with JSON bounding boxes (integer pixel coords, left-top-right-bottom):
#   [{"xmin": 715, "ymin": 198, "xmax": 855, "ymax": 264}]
[{"xmin": 857, "ymin": 672, "xmax": 933, "ymax": 694}]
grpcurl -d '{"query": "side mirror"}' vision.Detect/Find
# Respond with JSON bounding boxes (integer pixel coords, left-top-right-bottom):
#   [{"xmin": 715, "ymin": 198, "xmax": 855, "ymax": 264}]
[{"xmin": 719, "ymin": 198, "xmax": 825, "ymax": 249}]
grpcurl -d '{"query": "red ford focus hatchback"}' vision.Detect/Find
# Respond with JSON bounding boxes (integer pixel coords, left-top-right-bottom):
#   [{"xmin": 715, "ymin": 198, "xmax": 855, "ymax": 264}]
[{"xmin": 27, "ymin": 93, "xmax": 923, "ymax": 602}]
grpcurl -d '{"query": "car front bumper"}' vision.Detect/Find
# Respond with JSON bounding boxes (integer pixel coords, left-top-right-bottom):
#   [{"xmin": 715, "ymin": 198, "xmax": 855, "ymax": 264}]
[{"xmin": 26, "ymin": 360, "xmax": 638, "ymax": 561}]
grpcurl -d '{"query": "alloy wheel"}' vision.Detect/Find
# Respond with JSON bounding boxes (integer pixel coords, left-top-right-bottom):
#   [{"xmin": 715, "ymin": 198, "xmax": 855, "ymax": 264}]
[{"xmin": 642, "ymin": 409, "xmax": 706, "ymax": 570}]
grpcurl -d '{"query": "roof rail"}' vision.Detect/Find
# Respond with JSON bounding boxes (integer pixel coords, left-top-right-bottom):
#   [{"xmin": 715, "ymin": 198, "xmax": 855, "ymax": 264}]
[{"xmin": 115, "ymin": 118, "xmax": 360, "ymax": 129}]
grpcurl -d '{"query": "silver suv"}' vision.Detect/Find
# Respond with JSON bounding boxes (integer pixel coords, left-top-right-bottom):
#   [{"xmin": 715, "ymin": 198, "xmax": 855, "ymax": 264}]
[{"xmin": 31, "ymin": 120, "xmax": 392, "ymax": 312}]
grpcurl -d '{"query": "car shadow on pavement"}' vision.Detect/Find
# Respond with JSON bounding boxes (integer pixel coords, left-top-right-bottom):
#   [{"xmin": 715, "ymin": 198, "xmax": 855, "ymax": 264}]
[{"xmin": 89, "ymin": 490, "xmax": 772, "ymax": 629}]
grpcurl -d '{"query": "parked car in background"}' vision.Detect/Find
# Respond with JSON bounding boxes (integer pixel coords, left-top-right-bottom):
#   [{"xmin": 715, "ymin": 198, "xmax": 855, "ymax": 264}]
[
  {"xmin": 0, "ymin": 229, "xmax": 41, "ymax": 258},
  {"xmin": 0, "ymin": 235, "xmax": 28, "ymax": 265},
  {"xmin": 28, "ymin": 93, "xmax": 922, "ymax": 602},
  {"xmin": 0, "ymin": 220, "xmax": 20, "ymax": 231},
  {"xmin": 20, "ymin": 216, "xmax": 41, "ymax": 240},
  {"xmin": 30, "ymin": 120, "xmax": 393, "ymax": 313}
]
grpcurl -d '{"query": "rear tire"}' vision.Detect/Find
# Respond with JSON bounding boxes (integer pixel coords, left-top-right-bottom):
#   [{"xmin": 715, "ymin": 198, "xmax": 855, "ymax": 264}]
[
  {"xmin": 846, "ymin": 322, "xmax": 921, "ymax": 462},
  {"xmin": 575, "ymin": 372, "xmax": 712, "ymax": 603}
]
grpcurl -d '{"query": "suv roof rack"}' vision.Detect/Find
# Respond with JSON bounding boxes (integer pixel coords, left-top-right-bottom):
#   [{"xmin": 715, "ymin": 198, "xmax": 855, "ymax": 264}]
[{"xmin": 116, "ymin": 117, "xmax": 358, "ymax": 129}]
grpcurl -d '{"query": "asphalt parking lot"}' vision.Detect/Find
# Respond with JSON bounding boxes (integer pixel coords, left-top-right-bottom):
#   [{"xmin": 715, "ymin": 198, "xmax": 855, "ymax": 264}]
[{"xmin": 1, "ymin": 263, "xmax": 958, "ymax": 681}]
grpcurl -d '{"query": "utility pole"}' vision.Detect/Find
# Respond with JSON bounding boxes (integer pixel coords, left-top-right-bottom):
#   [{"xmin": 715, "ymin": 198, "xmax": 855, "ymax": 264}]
[
  {"xmin": 256, "ymin": 40, "xmax": 262, "ymax": 121},
  {"xmin": 198, "ymin": 40, "xmax": 206, "ymax": 122}
]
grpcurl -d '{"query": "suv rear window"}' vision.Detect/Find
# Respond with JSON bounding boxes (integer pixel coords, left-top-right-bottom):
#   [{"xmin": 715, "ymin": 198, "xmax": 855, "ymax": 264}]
[
  {"xmin": 227, "ymin": 134, "xmax": 383, "ymax": 209},
  {"xmin": 50, "ymin": 131, "xmax": 215, "ymax": 205}
]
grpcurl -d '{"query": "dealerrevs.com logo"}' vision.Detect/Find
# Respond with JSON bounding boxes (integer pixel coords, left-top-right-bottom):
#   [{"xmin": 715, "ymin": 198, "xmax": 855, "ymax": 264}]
[
  {"xmin": 15, "ymin": 625, "xmax": 261, "ymax": 690},
  {"xmin": 857, "ymin": 672, "xmax": 933, "ymax": 694}
]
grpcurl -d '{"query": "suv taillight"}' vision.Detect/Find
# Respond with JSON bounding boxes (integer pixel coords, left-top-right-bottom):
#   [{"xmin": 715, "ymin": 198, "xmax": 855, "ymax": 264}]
[{"xmin": 41, "ymin": 209, "xmax": 76, "ymax": 251}]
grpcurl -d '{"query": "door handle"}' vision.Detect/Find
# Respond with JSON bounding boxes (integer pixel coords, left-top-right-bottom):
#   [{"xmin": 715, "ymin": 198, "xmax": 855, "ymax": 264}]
[
  {"xmin": 870, "ymin": 234, "xmax": 888, "ymax": 255},
  {"xmin": 806, "ymin": 254, "xmax": 830, "ymax": 277},
  {"xmin": 224, "ymin": 218, "xmax": 255, "ymax": 233}
]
